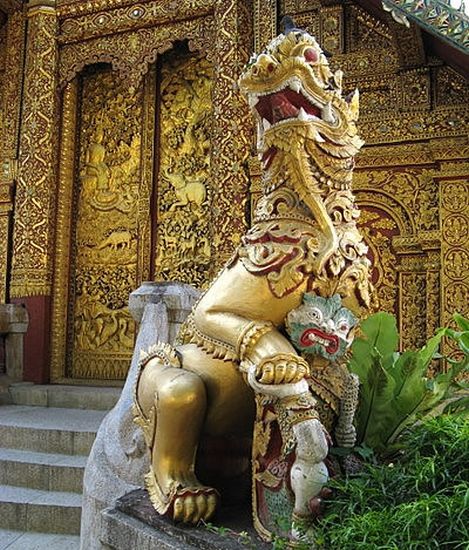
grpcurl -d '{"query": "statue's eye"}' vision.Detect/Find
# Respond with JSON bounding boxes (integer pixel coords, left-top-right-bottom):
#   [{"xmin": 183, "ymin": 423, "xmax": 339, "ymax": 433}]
[
  {"xmin": 304, "ymin": 48, "xmax": 319, "ymax": 63},
  {"xmin": 337, "ymin": 320, "xmax": 349, "ymax": 334},
  {"xmin": 309, "ymin": 308, "xmax": 323, "ymax": 324}
]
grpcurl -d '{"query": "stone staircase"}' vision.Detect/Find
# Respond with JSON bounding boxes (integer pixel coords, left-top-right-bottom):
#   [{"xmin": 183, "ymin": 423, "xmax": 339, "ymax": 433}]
[{"xmin": 0, "ymin": 384, "xmax": 121, "ymax": 549}]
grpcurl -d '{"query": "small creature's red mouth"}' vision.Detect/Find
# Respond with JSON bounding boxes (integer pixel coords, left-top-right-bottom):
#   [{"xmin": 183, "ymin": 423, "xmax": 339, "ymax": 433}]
[
  {"xmin": 256, "ymin": 89, "xmax": 320, "ymax": 125},
  {"xmin": 300, "ymin": 328, "xmax": 339, "ymax": 354}
]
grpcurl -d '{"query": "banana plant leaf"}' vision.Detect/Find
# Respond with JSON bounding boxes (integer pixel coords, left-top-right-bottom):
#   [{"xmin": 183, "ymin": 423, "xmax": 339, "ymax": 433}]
[{"xmin": 348, "ymin": 312, "xmax": 469, "ymax": 453}]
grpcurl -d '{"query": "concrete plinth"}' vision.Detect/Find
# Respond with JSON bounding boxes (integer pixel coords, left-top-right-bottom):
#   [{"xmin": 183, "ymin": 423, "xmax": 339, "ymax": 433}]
[
  {"xmin": 0, "ymin": 304, "xmax": 29, "ymax": 380},
  {"xmin": 80, "ymin": 282, "xmax": 199, "ymax": 550},
  {"xmin": 99, "ymin": 489, "xmax": 270, "ymax": 550}
]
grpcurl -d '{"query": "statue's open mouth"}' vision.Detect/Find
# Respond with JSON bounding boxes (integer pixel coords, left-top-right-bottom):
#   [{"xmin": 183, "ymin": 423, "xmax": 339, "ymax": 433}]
[
  {"xmin": 251, "ymin": 78, "xmax": 335, "ymax": 131},
  {"xmin": 250, "ymin": 80, "xmax": 337, "ymax": 169},
  {"xmin": 299, "ymin": 328, "xmax": 339, "ymax": 355},
  {"xmin": 255, "ymin": 88, "xmax": 320, "ymax": 126}
]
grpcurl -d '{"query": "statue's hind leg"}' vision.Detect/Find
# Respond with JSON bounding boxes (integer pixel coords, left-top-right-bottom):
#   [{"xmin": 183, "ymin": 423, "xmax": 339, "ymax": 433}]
[{"xmin": 135, "ymin": 355, "xmax": 218, "ymax": 523}]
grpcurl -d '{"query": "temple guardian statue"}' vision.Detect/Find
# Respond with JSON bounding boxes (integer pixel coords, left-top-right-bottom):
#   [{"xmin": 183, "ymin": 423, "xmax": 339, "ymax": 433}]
[{"xmin": 133, "ymin": 25, "xmax": 373, "ymax": 544}]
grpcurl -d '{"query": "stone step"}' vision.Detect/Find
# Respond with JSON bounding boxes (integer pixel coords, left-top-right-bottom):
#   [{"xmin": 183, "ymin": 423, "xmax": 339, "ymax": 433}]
[
  {"xmin": 9, "ymin": 383, "xmax": 122, "ymax": 411},
  {"xmin": 0, "ymin": 529, "xmax": 80, "ymax": 550},
  {"xmin": 0, "ymin": 447, "xmax": 86, "ymax": 493},
  {"xmin": 0, "ymin": 484, "xmax": 82, "ymax": 535},
  {"xmin": 0, "ymin": 405, "xmax": 107, "ymax": 455}
]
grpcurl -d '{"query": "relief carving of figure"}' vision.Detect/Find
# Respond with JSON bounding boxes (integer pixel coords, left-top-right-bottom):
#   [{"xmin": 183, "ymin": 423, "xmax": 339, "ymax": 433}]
[
  {"xmin": 153, "ymin": 54, "xmax": 214, "ymax": 286},
  {"xmin": 80, "ymin": 124, "xmax": 140, "ymax": 214},
  {"xmin": 133, "ymin": 25, "xmax": 373, "ymax": 543},
  {"xmin": 81, "ymin": 139, "xmax": 111, "ymax": 202}
]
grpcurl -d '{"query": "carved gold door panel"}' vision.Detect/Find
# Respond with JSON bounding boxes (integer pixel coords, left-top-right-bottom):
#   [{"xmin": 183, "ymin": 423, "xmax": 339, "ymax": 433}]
[
  {"xmin": 152, "ymin": 49, "xmax": 214, "ymax": 288},
  {"xmin": 52, "ymin": 50, "xmax": 214, "ymax": 382},
  {"xmin": 52, "ymin": 64, "xmax": 154, "ymax": 382},
  {"xmin": 70, "ymin": 66, "xmax": 147, "ymax": 380}
]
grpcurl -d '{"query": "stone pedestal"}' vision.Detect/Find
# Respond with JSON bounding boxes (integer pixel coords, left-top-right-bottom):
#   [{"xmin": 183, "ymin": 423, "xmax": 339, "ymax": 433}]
[
  {"xmin": 80, "ymin": 282, "xmax": 199, "ymax": 550},
  {"xmin": 0, "ymin": 303, "xmax": 29, "ymax": 379},
  {"xmin": 99, "ymin": 489, "xmax": 270, "ymax": 550}
]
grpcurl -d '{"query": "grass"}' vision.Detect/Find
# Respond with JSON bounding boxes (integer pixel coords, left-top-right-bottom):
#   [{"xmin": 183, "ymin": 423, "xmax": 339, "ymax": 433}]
[{"xmin": 313, "ymin": 415, "xmax": 469, "ymax": 549}]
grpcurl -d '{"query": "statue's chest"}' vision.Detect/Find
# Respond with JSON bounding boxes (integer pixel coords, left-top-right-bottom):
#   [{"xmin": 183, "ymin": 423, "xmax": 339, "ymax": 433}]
[{"xmin": 237, "ymin": 187, "xmax": 322, "ymax": 299}]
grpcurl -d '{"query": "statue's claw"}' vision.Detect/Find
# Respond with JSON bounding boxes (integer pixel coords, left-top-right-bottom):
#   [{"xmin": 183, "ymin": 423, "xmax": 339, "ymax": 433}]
[
  {"xmin": 183, "ymin": 495, "xmax": 196, "ymax": 523},
  {"xmin": 256, "ymin": 355, "xmax": 309, "ymax": 385},
  {"xmin": 172, "ymin": 487, "xmax": 219, "ymax": 524},
  {"xmin": 273, "ymin": 361, "xmax": 287, "ymax": 384},
  {"xmin": 195, "ymin": 494, "xmax": 207, "ymax": 519},
  {"xmin": 173, "ymin": 496, "xmax": 184, "ymax": 521},
  {"xmin": 258, "ymin": 361, "xmax": 275, "ymax": 384},
  {"xmin": 206, "ymin": 493, "xmax": 218, "ymax": 520}
]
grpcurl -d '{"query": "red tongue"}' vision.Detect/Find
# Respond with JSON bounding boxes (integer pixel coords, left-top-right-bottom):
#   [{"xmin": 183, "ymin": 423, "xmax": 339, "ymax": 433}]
[
  {"xmin": 262, "ymin": 146, "xmax": 277, "ymax": 169},
  {"xmin": 270, "ymin": 93, "xmax": 299, "ymax": 123},
  {"xmin": 300, "ymin": 328, "xmax": 339, "ymax": 354}
]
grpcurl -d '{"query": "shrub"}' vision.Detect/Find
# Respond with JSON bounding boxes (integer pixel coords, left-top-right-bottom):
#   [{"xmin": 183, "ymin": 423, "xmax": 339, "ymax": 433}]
[
  {"xmin": 315, "ymin": 415, "xmax": 469, "ymax": 549},
  {"xmin": 348, "ymin": 312, "xmax": 468, "ymax": 453}
]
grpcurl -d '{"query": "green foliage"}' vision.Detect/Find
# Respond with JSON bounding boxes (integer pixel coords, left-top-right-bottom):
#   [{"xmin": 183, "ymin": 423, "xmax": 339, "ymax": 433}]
[
  {"xmin": 315, "ymin": 416, "xmax": 469, "ymax": 549},
  {"xmin": 348, "ymin": 312, "xmax": 468, "ymax": 452}
]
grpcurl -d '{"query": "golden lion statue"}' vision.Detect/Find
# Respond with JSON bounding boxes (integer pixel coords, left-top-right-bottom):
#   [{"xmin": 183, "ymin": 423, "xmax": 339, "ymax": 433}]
[{"xmin": 133, "ymin": 25, "xmax": 372, "ymax": 539}]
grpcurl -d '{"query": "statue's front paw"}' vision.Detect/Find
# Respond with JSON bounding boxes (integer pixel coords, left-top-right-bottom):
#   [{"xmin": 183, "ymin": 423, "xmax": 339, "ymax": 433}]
[
  {"xmin": 256, "ymin": 354, "xmax": 309, "ymax": 384},
  {"xmin": 145, "ymin": 467, "xmax": 219, "ymax": 525},
  {"xmin": 173, "ymin": 488, "xmax": 219, "ymax": 524}
]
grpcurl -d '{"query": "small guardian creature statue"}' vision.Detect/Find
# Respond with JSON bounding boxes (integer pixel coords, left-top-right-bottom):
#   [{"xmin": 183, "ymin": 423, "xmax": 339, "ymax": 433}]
[{"xmin": 133, "ymin": 23, "xmax": 372, "ymax": 544}]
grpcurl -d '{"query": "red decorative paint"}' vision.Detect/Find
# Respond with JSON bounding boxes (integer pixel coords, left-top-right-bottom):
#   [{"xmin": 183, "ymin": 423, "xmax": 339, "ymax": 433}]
[
  {"xmin": 11, "ymin": 295, "xmax": 51, "ymax": 383},
  {"xmin": 299, "ymin": 328, "xmax": 339, "ymax": 354},
  {"xmin": 255, "ymin": 88, "xmax": 320, "ymax": 124},
  {"xmin": 304, "ymin": 48, "xmax": 319, "ymax": 63}
]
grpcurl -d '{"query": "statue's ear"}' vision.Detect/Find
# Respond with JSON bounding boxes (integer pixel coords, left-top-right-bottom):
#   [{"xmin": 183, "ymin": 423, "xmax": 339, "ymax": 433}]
[{"xmin": 303, "ymin": 292, "xmax": 316, "ymax": 303}]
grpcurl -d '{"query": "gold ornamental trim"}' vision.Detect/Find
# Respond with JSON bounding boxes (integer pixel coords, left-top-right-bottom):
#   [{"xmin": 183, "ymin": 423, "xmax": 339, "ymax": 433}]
[
  {"xmin": 58, "ymin": 0, "xmax": 214, "ymax": 44},
  {"xmin": 0, "ymin": 11, "xmax": 25, "ymax": 162},
  {"xmin": 10, "ymin": 6, "xmax": 58, "ymax": 302},
  {"xmin": 9, "ymin": 282, "xmax": 52, "ymax": 298},
  {"xmin": 184, "ymin": 315, "xmax": 238, "ymax": 362},
  {"xmin": 50, "ymin": 79, "xmax": 78, "ymax": 382},
  {"xmin": 236, "ymin": 321, "xmax": 274, "ymax": 362},
  {"xmin": 27, "ymin": 2, "xmax": 56, "ymax": 18},
  {"xmin": 58, "ymin": 17, "xmax": 214, "ymax": 87}
]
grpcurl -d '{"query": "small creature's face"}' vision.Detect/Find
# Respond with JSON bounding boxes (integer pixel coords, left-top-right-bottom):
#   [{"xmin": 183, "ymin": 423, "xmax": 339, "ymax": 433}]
[{"xmin": 286, "ymin": 293, "xmax": 357, "ymax": 361}]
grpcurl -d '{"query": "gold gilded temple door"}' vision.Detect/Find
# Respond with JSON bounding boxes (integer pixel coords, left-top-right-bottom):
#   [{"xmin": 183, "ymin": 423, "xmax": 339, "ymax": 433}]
[
  {"xmin": 51, "ymin": 47, "xmax": 214, "ymax": 382},
  {"xmin": 151, "ymin": 49, "xmax": 214, "ymax": 287},
  {"xmin": 51, "ymin": 64, "xmax": 151, "ymax": 381}
]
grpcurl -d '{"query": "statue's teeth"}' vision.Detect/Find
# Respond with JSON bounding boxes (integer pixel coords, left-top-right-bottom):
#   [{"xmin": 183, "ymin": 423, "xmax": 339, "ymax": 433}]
[
  {"xmin": 298, "ymin": 108, "xmax": 308, "ymax": 122},
  {"xmin": 290, "ymin": 79, "xmax": 301, "ymax": 94},
  {"xmin": 322, "ymin": 102, "xmax": 334, "ymax": 123},
  {"xmin": 262, "ymin": 118, "xmax": 271, "ymax": 131},
  {"xmin": 249, "ymin": 95, "xmax": 259, "ymax": 108},
  {"xmin": 334, "ymin": 69, "xmax": 343, "ymax": 89}
]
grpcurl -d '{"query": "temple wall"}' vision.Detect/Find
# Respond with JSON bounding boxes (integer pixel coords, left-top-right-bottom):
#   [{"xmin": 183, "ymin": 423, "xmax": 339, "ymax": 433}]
[{"xmin": 0, "ymin": 0, "xmax": 467, "ymax": 382}]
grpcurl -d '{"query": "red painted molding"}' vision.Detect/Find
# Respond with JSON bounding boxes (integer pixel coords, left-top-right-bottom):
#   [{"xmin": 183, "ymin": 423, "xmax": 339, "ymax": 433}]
[{"xmin": 11, "ymin": 295, "xmax": 51, "ymax": 383}]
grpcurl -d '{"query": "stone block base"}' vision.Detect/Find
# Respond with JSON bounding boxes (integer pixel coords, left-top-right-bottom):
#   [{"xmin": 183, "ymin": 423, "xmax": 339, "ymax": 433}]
[{"xmin": 100, "ymin": 489, "xmax": 270, "ymax": 550}]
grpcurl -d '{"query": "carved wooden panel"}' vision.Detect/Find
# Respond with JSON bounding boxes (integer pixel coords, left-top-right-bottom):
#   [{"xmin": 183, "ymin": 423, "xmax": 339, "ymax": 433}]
[
  {"xmin": 440, "ymin": 178, "xmax": 469, "ymax": 362},
  {"xmin": 68, "ymin": 65, "xmax": 144, "ymax": 379},
  {"xmin": 152, "ymin": 49, "xmax": 214, "ymax": 288},
  {"xmin": 52, "ymin": 48, "xmax": 218, "ymax": 381}
]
